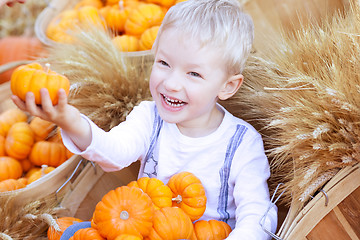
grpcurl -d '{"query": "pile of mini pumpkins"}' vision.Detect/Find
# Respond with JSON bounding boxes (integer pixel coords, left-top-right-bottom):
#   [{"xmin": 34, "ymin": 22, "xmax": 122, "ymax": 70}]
[
  {"xmin": 0, "ymin": 107, "xmax": 73, "ymax": 192},
  {"xmin": 46, "ymin": 0, "xmax": 186, "ymax": 52},
  {"xmin": 48, "ymin": 172, "xmax": 232, "ymax": 240}
]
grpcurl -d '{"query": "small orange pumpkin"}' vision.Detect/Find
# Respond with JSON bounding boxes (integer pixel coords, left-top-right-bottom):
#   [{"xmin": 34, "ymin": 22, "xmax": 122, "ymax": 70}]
[
  {"xmin": 29, "ymin": 117, "xmax": 56, "ymax": 141},
  {"xmin": 193, "ymin": 220, "xmax": 232, "ymax": 240},
  {"xmin": 0, "ymin": 156, "xmax": 23, "ymax": 181},
  {"xmin": 0, "ymin": 108, "xmax": 28, "ymax": 137},
  {"xmin": 124, "ymin": 3, "xmax": 165, "ymax": 36},
  {"xmin": 167, "ymin": 171, "xmax": 207, "ymax": 221},
  {"xmin": 47, "ymin": 217, "xmax": 84, "ymax": 240},
  {"xmin": 5, "ymin": 122, "xmax": 34, "ymax": 160},
  {"xmin": 146, "ymin": 207, "xmax": 195, "ymax": 240},
  {"xmin": 139, "ymin": 26, "xmax": 159, "ymax": 51},
  {"xmin": 29, "ymin": 141, "xmax": 67, "ymax": 167},
  {"xmin": 27, "ymin": 165, "xmax": 56, "ymax": 184},
  {"xmin": 74, "ymin": 0, "xmax": 104, "ymax": 9},
  {"xmin": 104, "ymin": 5, "xmax": 130, "ymax": 32},
  {"xmin": 145, "ymin": 0, "xmax": 175, "ymax": 8},
  {"xmin": 0, "ymin": 178, "xmax": 26, "ymax": 192},
  {"xmin": 69, "ymin": 227, "xmax": 105, "ymax": 240},
  {"xmin": 127, "ymin": 177, "xmax": 172, "ymax": 209},
  {"xmin": 20, "ymin": 158, "xmax": 34, "ymax": 172},
  {"xmin": 112, "ymin": 35, "xmax": 139, "ymax": 52},
  {"xmin": 78, "ymin": 5, "xmax": 106, "ymax": 28},
  {"xmin": 11, "ymin": 62, "xmax": 70, "ymax": 105},
  {"xmin": 93, "ymin": 186, "xmax": 154, "ymax": 240}
]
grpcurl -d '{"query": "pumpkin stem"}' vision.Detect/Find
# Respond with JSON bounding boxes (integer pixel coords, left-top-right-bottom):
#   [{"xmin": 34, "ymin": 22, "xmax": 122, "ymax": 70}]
[
  {"xmin": 172, "ymin": 195, "xmax": 182, "ymax": 204},
  {"xmin": 41, "ymin": 165, "xmax": 48, "ymax": 177},
  {"xmin": 45, "ymin": 63, "xmax": 51, "ymax": 73},
  {"xmin": 120, "ymin": 210, "xmax": 129, "ymax": 220},
  {"xmin": 118, "ymin": 0, "xmax": 124, "ymax": 10}
]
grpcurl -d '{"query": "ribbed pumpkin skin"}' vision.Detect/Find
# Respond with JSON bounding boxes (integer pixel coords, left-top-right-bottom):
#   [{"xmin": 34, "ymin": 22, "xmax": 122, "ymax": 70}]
[
  {"xmin": 10, "ymin": 62, "xmax": 70, "ymax": 105},
  {"xmin": 146, "ymin": 207, "xmax": 195, "ymax": 240},
  {"xmin": 93, "ymin": 186, "xmax": 154, "ymax": 240},
  {"xmin": 105, "ymin": 5, "xmax": 130, "ymax": 32},
  {"xmin": 127, "ymin": 177, "xmax": 172, "ymax": 209},
  {"xmin": 167, "ymin": 172, "xmax": 207, "ymax": 221},
  {"xmin": 124, "ymin": 3, "xmax": 164, "ymax": 36},
  {"xmin": 193, "ymin": 220, "xmax": 232, "ymax": 240},
  {"xmin": 139, "ymin": 26, "xmax": 159, "ymax": 51},
  {"xmin": 0, "ymin": 108, "xmax": 28, "ymax": 137},
  {"xmin": 145, "ymin": 0, "xmax": 175, "ymax": 8},
  {"xmin": 0, "ymin": 156, "xmax": 22, "ymax": 181},
  {"xmin": 29, "ymin": 141, "xmax": 67, "ymax": 167},
  {"xmin": 0, "ymin": 135, "xmax": 5, "ymax": 156},
  {"xmin": 0, "ymin": 178, "xmax": 26, "ymax": 192},
  {"xmin": 47, "ymin": 217, "xmax": 83, "ymax": 240},
  {"xmin": 29, "ymin": 117, "xmax": 56, "ymax": 141},
  {"xmin": 112, "ymin": 35, "xmax": 139, "ymax": 52},
  {"xmin": 69, "ymin": 227, "xmax": 105, "ymax": 240},
  {"xmin": 115, "ymin": 234, "xmax": 143, "ymax": 240},
  {"xmin": 5, "ymin": 122, "xmax": 34, "ymax": 160},
  {"xmin": 27, "ymin": 166, "xmax": 55, "ymax": 184}
]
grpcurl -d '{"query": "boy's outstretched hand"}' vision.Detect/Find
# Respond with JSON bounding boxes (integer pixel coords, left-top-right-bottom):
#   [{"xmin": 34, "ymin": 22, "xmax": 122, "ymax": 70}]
[{"xmin": 11, "ymin": 88, "xmax": 92, "ymax": 151}]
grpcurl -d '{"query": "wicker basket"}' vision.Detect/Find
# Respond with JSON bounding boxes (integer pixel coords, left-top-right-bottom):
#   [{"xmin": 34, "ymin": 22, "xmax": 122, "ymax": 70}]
[
  {"xmin": 275, "ymin": 163, "xmax": 360, "ymax": 240},
  {"xmin": 0, "ymin": 80, "xmax": 87, "ymax": 206}
]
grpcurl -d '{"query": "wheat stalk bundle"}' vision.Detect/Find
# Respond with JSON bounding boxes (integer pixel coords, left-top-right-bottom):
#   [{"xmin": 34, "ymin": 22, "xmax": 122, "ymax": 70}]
[
  {"xmin": 0, "ymin": 195, "xmax": 59, "ymax": 240},
  {"xmin": 223, "ymin": 1, "xmax": 360, "ymax": 205},
  {"xmin": 41, "ymin": 26, "xmax": 153, "ymax": 131}
]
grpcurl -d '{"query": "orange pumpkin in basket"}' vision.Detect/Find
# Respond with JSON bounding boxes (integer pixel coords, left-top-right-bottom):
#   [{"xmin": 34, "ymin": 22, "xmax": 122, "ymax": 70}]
[
  {"xmin": 20, "ymin": 158, "xmax": 34, "ymax": 172},
  {"xmin": 127, "ymin": 177, "xmax": 172, "ymax": 209},
  {"xmin": 75, "ymin": 0, "xmax": 104, "ymax": 9},
  {"xmin": 29, "ymin": 141, "xmax": 67, "ymax": 167},
  {"xmin": 193, "ymin": 219, "xmax": 232, "ymax": 240},
  {"xmin": 0, "ymin": 135, "xmax": 5, "ymax": 156},
  {"xmin": 69, "ymin": 227, "xmax": 105, "ymax": 240},
  {"xmin": 167, "ymin": 171, "xmax": 207, "ymax": 221},
  {"xmin": 0, "ymin": 178, "xmax": 26, "ymax": 192},
  {"xmin": 0, "ymin": 156, "xmax": 22, "ymax": 181},
  {"xmin": 5, "ymin": 122, "xmax": 34, "ymax": 160},
  {"xmin": 146, "ymin": 207, "xmax": 195, "ymax": 240},
  {"xmin": 27, "ymin": 165, "xmax": 56, "ymax": 184},
  {"xmin": 29, "ymin": 116, "xmax": 56, "ymax": 141},
  {"xmin": 0, "ymin": 108, "xmax": 28, "ymax": 137},
  {"xmin": 78, "ymin": 5, "xmax": 106, "ymax": 27},
  {"xmin": 0, "ymin": 36, "xmax": 45, "ymax": 84},
  {"xmin": 11, "ymin": 62, "xmax": 70, "ymax": 105},
  {"xmin": 47, "ymin": 217, "xmax": 84, "ymax": 240},
  {"xmin": 93, "ymin": 186, "xmax": 154, "ymax": 240},
  {"xmin": 124, "ymin": 3, "xmax": 165, "ymax": 36},
  {"xmin": 104, "ymin": 5, "xmax": 130, "ymax": 32},
  {"xmin": 112, "ymin": 35, "xmax": 139, "ymax": 52},
  {"xmin": 139, "ymin": 26, "xmax": 159, "ymax": 51}
]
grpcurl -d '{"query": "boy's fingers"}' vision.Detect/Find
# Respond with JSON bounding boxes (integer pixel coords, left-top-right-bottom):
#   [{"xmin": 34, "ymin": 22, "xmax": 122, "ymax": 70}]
[
  {"xmin": 11, "ymin": 95, "xmax": 26, "ymax": 111},
  {"xmin": 25, "ymin": 92, "xmax": 39, "ymax": 116},
  {"xmin": 57, "ymin": 89, "xmax": 68, "ymax": 110}
]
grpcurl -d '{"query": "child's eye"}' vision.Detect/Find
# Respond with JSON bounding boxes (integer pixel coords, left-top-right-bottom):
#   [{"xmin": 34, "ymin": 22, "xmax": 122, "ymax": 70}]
[
  {"xmin": 189, "ymin": 72, "xmax": 202, "ymax": 78},
  {"xmin": 158, "ymin": 60, "xmax": 169, "ymax": 67}
]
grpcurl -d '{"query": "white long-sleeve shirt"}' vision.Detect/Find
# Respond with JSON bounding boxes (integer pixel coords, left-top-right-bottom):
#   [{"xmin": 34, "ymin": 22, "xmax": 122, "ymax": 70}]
[{"xmin": 62, "ymin": 101, "xmax": 277, "ymax": 239}]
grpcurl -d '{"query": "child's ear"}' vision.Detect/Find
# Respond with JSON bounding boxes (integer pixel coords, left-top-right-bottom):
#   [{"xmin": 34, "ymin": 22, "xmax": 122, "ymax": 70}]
[{"xmin": 218, "ymin": 74, "xmax": 243, "ymax": 100}]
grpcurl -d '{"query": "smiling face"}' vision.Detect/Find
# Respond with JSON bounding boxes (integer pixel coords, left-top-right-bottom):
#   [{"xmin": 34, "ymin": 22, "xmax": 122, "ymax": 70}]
[{"xmin": 149, "ymin": 28, "xmax": 241, "ymax": 136}]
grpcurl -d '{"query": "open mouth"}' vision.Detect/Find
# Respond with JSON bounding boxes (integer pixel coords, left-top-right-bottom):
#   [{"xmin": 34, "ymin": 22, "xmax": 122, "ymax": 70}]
[{"xmin": 161, "ymin": 94, "xmax": 186, "ymax": 107}]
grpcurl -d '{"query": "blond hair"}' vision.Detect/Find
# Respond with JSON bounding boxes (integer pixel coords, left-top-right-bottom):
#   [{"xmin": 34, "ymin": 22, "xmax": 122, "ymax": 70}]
[{"xmin": 152, "ymin": 0, "xmax": 254, "ymax": 74}]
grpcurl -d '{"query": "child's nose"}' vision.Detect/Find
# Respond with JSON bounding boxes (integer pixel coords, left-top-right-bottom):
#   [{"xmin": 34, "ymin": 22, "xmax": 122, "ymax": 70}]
[{"xmin": 164, "ymin": 73, "xmax": 182, "ymax": 91}]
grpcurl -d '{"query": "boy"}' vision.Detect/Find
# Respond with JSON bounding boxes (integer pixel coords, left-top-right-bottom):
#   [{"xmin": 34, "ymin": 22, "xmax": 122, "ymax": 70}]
[{"xmin": 12, "ymin": 0, "xmax": 278, "ymax": 239}]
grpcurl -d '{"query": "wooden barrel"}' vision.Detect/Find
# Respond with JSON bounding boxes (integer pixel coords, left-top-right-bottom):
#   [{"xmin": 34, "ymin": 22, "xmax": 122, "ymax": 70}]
[{"xmin": 277, "ymin": 163, "xmax": 360, "ymax": 240}]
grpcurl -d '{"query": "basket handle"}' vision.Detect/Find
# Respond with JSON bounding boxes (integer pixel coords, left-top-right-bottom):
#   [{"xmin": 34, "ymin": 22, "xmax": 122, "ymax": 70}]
[{"xmin": 0, "ymin": 60, "xmax": 32, "ymax": 74}]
